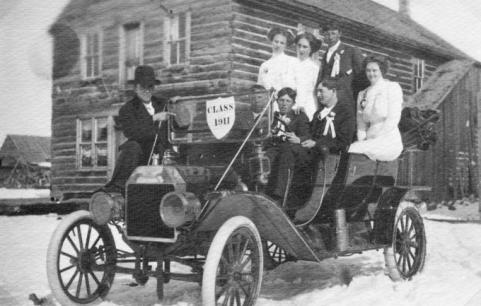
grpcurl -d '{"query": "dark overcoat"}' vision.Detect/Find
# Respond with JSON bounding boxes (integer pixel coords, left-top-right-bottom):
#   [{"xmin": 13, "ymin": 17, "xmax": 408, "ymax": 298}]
[{"xmin": 118, "ymin": 95, "xmax": 169, "ymax": 159}]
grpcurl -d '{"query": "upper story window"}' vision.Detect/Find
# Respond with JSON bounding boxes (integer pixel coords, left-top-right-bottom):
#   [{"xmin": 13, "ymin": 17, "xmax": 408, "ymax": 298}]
[
  {"xmin": 81, "ymin": 31, "xmax": 102, "ymax": 79},
  {"xmin": 164, "ymin": 12, "xmax": 191, "ymax": 65},
  {"xmin": 414, "ymin": 59, "xmax": 425, "ymax": 92},
  {"xmin": 120, "ymin": 22, "xmax": 143, "ymax": 84},
  {"xmin": 77, "ymin": 117, "xmax": 110, "ymax": 168}
]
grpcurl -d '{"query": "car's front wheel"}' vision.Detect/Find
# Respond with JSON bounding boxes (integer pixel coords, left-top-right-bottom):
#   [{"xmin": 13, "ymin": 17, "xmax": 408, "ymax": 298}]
[
  {"xmin": 202, "ymin": 216, "xmax": 263, "ymax": 306},
  {"xmin": 46, "ymin": 210, "xmax": 117, "ymax": 305}
]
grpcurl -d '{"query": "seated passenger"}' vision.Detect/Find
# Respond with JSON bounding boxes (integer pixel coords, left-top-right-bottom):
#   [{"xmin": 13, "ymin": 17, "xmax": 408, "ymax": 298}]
[
  {"xmin": 301, "ymin": 78, "xmax": 355, "ymax": 156},
  {"xmin": 348, "ymin": 55, "xmax": 403, "ymax": 161},
  {"xmin": 265, "ymin": 87, "xmax": 311, "ymax": 202},
  {"xmin": 294, "ymin": 79, "xmax": 355, "ymax": 222}
]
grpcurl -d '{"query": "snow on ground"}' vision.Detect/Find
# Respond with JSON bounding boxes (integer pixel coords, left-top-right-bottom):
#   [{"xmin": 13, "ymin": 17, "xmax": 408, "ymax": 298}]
[
  {"xmin": 1, "ymin": 210, "xmax": 481, "ymax": 306},
  {"xmin": 422, "ymin": 199, "xmax": 481, "ymax": 222},
  {"xmin": 0, "ymin": 188, "xmax": 50, "ymax": 199}
]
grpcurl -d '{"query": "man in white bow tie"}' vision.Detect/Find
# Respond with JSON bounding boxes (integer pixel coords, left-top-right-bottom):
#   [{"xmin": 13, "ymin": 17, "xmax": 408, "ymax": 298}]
[
  {"xmin": 301, "ymin": 78, "xmax": 355, "ymax": 157},
  {"xmin": 316, "ymin": 23, "xmax": 368, "ymax": 103},
  {"xmin": 294, "ymin": 79, "xmax": 355, "ymax": 221}
]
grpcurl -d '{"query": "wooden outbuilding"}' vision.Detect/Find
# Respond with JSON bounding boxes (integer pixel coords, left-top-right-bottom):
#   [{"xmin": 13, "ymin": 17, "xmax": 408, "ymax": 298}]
[
  {"xmin": 50, "ymin": 0, "xmax": 473, "ymax": 200},
  {"xmin": 403, "ymin": 60, "xmax": 481, "ymax": 201},
  {"xmin": 0, "ymin": 135, "xmax": 51, "ymax": 188}
]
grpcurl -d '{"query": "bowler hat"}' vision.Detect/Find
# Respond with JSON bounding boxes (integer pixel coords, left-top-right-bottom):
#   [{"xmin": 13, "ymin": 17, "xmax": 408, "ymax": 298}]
[
  {"xmin": 128, "ymin": 65, "xmax": 161, "ymax": 86},
  {"xmin": 267, "ymin": 27, "xmax": 294, "ymax": 46}
]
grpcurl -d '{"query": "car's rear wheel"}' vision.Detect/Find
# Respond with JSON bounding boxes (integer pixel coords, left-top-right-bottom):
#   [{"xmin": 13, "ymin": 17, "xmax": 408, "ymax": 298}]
[
  {"xmin": 384, "ymin": 203, "xmax": 426, "ymax": 281},
  {"xmin": 202, "ymin": 216, "xmax": 263, "ymax": 306},
  {"xmin": 46, "ymin": 210, "xmax": 117, "ymax": 305}
]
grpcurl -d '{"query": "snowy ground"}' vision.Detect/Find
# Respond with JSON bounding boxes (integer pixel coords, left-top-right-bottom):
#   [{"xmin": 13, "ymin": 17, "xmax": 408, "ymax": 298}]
[
  {"xmin": 0, "ymin": 188, "xmax": 50, "ymax": 199},
  {"xmin": 1, "ymin": 207, "xmax": 481, "ymax": 306}
]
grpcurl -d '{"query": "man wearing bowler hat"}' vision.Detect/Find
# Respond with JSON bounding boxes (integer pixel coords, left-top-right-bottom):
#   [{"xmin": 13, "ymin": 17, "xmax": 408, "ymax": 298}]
[{"xmin": 104, "ymin": 65, "xmax": 174, "ymax": 194}]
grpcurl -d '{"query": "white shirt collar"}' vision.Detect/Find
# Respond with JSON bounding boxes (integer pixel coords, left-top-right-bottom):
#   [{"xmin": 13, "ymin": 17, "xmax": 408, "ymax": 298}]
[{"xmin": 143, "ymin": 101, "xmax": 154, "ymax": 116}]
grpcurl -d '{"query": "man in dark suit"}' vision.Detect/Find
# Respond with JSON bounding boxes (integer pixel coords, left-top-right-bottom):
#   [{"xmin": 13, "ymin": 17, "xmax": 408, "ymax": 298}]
[
  {"xmin": 265, "ymin": 87, "xmax": 311, "ymax": 202},
  {"xmin": 295, "ymin": 78, "xmax": 356, "ymax": 221},
  {"xmin": 316, "ymin": 23, "xmax": 368, "ymax": 103},
  {"xmin": 301, "ymin": 79, "xmax": 355, "ymax": 155},
  {"xmin": 105, "ymin": 65, "xmax": 175, "ymax": 193}
]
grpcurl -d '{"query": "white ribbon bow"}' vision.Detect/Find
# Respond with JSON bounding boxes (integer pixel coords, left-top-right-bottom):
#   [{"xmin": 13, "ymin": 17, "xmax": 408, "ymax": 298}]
[
  {"xmin": 330, "ymin": 53, "xmax": 341, "ymax": 77},
  {"xmin": 323, "ymin": 115, "xmax": 336, "ymax": 138}
]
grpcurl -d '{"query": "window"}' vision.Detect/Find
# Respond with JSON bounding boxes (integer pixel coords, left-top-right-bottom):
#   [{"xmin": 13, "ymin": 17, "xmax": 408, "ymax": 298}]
[
  {"xmin": 414, "ymin": 59, "xmax": 425, "ymax": 92},
  {"xmin": 77, "ymin": 117, "xmax": 109, "ymax": 168},
  {"xmin": 164, "ymin": 12, "xmax": 191, "ymax": 65},
  {"xmin": 120, "ymin": 22, "xmax": 143, "ymax": 83},
  {"xmin": 81, "ymin": 31, "xmax": 102, "ymax": 79}
]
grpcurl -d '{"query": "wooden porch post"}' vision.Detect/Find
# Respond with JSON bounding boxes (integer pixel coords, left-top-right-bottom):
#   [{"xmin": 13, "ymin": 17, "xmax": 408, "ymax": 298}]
[{"xmin": 476, "ymin": 90, "xmax": 481, "ymax": 216}]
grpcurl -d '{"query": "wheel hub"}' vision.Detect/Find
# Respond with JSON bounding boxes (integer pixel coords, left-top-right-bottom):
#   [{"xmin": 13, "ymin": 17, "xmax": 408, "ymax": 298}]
[{"xmin": 77, "ymin": 249, "xmax": 95, "ymax": 273}]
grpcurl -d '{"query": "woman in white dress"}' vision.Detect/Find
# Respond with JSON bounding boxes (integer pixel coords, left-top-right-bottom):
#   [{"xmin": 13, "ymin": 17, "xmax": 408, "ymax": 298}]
[
  {"xmin": 257, "ymin": 27, "xmax": 296, "ymax": 92},
  {"xmin": 292, "ymin": 32, "xmax": 322, "ymax": 120},
  {"xmin": 348, "ymin": 55, "xmax": 403, "ymax": 161}
]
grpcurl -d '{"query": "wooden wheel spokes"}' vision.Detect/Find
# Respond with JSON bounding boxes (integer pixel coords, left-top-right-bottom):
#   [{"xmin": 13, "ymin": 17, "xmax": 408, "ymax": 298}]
[
  {"xmin": 58, "ymin": 221, "xmax": 113, "ymax": 303},
  {"xmin": 215, "ymin": 230, "xmax": 259, "ymax": 306},
  {"xmin": 393, "ymin": 210, "xmax": 424, "ymax": 278},
  {"xmin": 267, "ymin": 241, "xmax": 287, "ymax": 264}
]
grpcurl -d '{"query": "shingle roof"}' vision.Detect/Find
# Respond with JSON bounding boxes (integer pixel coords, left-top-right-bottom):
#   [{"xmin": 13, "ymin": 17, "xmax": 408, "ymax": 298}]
[
  {"xmin": 404, "ymin": 60, "xmax": 475, "ymax": 109},
  {"xmin": 0, "ymin": 135, "xmax": 51, "ymax": 165},
  {"xmin": 288, "ymin": 0, "xmax": 469, "ymax": 59}
]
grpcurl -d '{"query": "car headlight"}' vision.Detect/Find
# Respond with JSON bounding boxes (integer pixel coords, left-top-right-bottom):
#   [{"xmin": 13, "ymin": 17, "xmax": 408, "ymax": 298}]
[
  {"xmin": 89, "ymin": 191, "xmax": 124, "ymax": 225},
  {"xmin": 159, "ymin": 192, "xmax": 200, "ymax": 228}
]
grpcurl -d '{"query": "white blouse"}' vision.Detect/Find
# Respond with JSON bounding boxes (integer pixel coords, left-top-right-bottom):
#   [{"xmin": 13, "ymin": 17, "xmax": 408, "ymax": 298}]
[
  {"xmin": 292, "ymin": 57, "xmax": 320, "ymax": 121},
  {"xmin": 257, "ymin": 52, "xmax": 296, "ymax": 91},
  {"xmin": 348, "ymin": 78, "xmax": 403, "ymax": 161}
]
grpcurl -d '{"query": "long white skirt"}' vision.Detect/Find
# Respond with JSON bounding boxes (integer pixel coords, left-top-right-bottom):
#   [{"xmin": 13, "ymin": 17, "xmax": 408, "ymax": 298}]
[{"xmin": 348, "ymin": 129, "xmax": 403, "ymax": 161}]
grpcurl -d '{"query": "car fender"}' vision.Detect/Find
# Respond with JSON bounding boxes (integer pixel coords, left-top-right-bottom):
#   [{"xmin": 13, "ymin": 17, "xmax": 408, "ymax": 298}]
[{"xmin": 195, "ymin": 192, "xmax": 323, "ymax": 262}]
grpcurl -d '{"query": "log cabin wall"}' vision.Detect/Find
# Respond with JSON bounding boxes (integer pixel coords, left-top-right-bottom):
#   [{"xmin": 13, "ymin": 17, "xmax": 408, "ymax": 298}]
[{"xmin": 51, "ymin": 0, "xmax": 234, "ymax": 198}]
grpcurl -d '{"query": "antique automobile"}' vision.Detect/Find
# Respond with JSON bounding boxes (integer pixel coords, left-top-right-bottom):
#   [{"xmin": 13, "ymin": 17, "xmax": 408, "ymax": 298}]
[{"xmin": 46, "ymin": 89, "xmax": 430, "ymax": 306}]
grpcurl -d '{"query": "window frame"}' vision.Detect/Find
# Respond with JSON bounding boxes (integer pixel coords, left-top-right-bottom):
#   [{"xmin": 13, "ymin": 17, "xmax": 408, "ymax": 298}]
[
  {"xmin": 76, "ymin": 116, "xmax": 113, "ymax": 170},
  {"xmin": 80, "ymin": 30, "xmax": 103, "ymax": 80},
  {"xmin": 119, "ymin": 21, "xmax": 144, "ymax": 85},
  {"xmin": 414, "ymin": 58, "xmax": 425, "ymax": 92},
  {"xmin": 164, "ymin": 11, "xmax": 191, "ymax": 66}
]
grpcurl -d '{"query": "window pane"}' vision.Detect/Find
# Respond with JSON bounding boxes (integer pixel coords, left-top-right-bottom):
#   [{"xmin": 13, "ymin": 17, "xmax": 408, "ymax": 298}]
[
  {"xmin": 80, "ymin": 144, "xmax": 93, "ymax": 167},
  {"xmin": 93, "ymin": 56, "xmax": 99, "ymax": 76},
  {"xmin": 95, "ymin": 144, "xmax": 108, "ymax": 167},
  {"xmin": 179, "ymin": 12, "xmax": 186, "ymax": 38},
  {"xmin": 179, "ymin": 40, "xmax": 186, "ymax": 63},
  {"xmin": 81, "ymin": 119, "xmax": 92, "ymax": 142},
  {"xmin": 93, "ymin": 33, "xmax": 99, "ymax": 55},
  {"xmin": 170, "ymin": 41, "xmax": 177, "ymax": 64},
  {"xmin": 96, "ymin": 118, "xmax": 108, "ymax": 141}
]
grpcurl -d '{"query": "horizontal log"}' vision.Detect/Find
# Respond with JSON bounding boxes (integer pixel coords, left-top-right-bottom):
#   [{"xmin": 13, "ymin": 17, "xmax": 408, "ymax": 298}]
[
  {"xmin": 52, "ymin": 177, "xmax": 108, "ymax": 185},
  {"xmin": 54, "ymin": 169, "xmax": 109, "ymax": 177}
]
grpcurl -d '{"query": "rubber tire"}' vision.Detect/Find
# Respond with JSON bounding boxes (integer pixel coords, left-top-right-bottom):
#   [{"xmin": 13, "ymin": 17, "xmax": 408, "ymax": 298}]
[
  {"xmin": 384, "ymin": 202, "xmax": 426, "ymax": 281},
  {"xmin": 202, "ymin": 216, "xmax": 263, "ymax": 306},
  {"xmin": 46, "ymin": 210, "xmax": 116, "ymax": 306}
]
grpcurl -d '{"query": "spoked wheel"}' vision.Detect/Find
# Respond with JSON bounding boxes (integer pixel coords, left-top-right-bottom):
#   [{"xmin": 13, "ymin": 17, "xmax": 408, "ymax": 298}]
[
  {"xmin": 384, "ymin": 205, "xmax": 426, "ymax": 281},
  {"xmin": 263, "ymin": 240, "xmax": 291, "ymax": 270},
  {"xmin": 202, "ymin": 216, "xmax": 263, "ymax": 306},
  {"xmin": 47, "ymin": 210, "xmax": 117, "ymax": 305}
]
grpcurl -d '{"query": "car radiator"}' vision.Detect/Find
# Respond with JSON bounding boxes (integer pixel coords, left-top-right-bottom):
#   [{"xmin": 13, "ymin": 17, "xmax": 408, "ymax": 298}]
[{"xmin": 125, "ymin": 184, "xmax": 176, "ymax": 242}]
